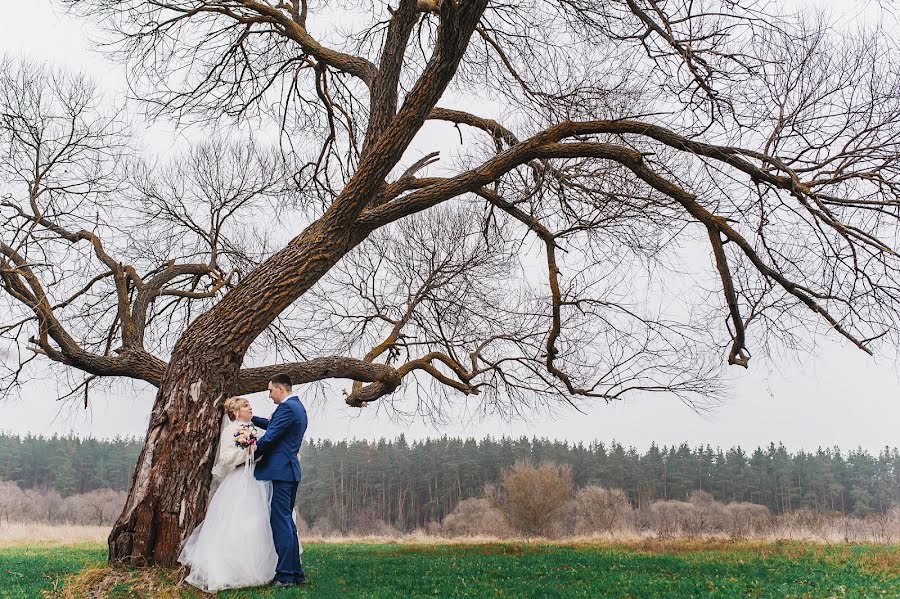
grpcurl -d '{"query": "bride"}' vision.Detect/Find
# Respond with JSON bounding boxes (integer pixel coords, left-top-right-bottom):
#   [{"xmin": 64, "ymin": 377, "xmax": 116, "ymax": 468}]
[{"xmin": 178, "ymin": 396, "xmax": 278, "ymax": 592}]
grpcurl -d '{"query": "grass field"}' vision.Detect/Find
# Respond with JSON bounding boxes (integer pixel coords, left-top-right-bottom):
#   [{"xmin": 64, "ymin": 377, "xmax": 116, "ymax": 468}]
[{"xmin": 2, "ymin": 540, "xmax": 899, "ymax": 598}]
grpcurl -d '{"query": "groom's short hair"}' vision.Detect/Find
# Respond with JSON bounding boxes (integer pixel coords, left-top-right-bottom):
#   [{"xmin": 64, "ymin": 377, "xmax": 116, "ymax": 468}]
[{"xmin": 269, "ymin": 373, "xmax": 293, "ymax": 390}]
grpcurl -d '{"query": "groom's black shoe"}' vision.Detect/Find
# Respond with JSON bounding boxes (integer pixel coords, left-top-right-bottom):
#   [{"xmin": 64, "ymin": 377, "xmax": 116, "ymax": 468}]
[{"xmin": 267, "ymin": 579, "xmax": 295, "ymax": 588}]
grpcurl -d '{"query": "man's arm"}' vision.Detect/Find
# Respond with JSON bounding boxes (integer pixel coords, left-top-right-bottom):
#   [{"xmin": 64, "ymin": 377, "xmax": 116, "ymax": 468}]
[
  {"xmin": 253, "ymin": 406, "xmax": 293, "ymax": 455},
  {"xmin": 251, "ymin": 415, "xmax": 270, "ymax": 429}
]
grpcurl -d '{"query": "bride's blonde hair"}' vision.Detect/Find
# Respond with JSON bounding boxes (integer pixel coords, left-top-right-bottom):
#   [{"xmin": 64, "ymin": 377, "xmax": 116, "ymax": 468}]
[{"xmin": 223, "ymin": 396, "xmax": 249, "ymax": 421}]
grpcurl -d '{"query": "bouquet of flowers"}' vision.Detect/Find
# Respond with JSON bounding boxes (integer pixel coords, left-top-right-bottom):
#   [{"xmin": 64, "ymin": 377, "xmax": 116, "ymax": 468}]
[{"xmin": 234, "ymin": 423, "xmax": 258, "ymax": 449}]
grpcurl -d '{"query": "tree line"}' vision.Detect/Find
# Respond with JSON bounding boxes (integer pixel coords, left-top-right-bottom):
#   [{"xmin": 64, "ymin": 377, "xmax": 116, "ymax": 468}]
[
  {"xmin": 0, "ymin": 433, "xmax": 897, "ymax": 529},
  {"xmin": 0, "ymin": 434, "xmax": 141, "ymax": 496}
]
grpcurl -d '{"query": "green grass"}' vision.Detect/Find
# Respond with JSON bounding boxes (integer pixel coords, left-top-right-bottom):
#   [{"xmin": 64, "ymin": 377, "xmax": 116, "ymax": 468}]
[
  {"xmin": 3, "ymin": 541, "xmax": 899, "ymax": 598},
  {"xmin": 0, "ymin": 543, "xmax": 106, "ymax": 598}
]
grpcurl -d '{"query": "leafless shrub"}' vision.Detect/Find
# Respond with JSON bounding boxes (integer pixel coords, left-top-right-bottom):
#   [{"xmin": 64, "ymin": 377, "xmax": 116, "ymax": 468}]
[
  {"xmin": 0, "ymin": 480, "xmax": 25, "ymax": 523},
  {"xmin": 425, "ymin": 521, "xmax": 442, "ymax": 537},
  {"xmin": 874, "ymin": 506, "xmax": 900, "ymax": 543},
  {"xmin": 66, "ymin": 489, "xmax": 127, "ymax": 526},
  {"xmin": 494, "ymin": 461, "xmax": 574, "ymax": 538},
  {"xmin": 841, "ymin": 515, "xmax": 871, "ymax": 542},
  {"xmin": 682, "ymin": 490, "xmax": 726, "ymax": 537},
  {"xmin": 722, "ymin": 502, "xmax": 770, "ymax": 540},
  {"xmin": 23, "ymin": 489, "xmax": 65, "ymax": 523},
  {"xmin": 775, "ymin": 509, "xmax": 833, "ymax": 541},
  {"xmin": 348, "ymin": 505, "xmax": 398, "ymax": 537},
  {"xmin": 2, "ymin": 487, "xmax": 128, "ymax": 525},
  {"xmin": 442, "ymin": 497, "xmax": 513, "ymax": 537},
  {"xmin": 830, "ymin": 511, "xmax": 900, "ymax": 543},
  {"xmin": 294, "ymin": 509, "xmax": 310, "ymax": 537},
  {"xmin": 645, "ymin": 492, "xmax": 774, "ymax": 540},
  {"xmin": 648, "ymin": 500, "xmax": 697, "ymax": 539},
  {"xmin": 572, "ymin": 486, "xmax": 635, "ymax": 536},
  {"xmin": 310, "ymin": 515, "xmax": 340, "ymax": 538}
]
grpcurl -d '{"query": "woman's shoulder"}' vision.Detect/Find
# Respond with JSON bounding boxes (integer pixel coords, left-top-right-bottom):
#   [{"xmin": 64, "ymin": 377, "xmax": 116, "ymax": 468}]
[{"xmin": 221, "ymin": 420, "xmax": 248, "ymax": 438}]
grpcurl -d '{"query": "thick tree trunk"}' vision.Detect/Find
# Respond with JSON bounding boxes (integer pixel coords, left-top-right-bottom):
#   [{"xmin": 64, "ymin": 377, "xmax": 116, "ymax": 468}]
[{"xmin": 108, "ymin": 344, "xmax": 241, "ymax": 566}]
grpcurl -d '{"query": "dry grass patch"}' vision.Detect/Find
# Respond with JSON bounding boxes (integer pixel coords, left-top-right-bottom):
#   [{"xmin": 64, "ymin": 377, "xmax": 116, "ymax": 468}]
[
  {"xmin": 54, "ymin": 563, "xmax": 202, "ymax": 598},
  {"xmin": 624, "ymin": 538, "xmax": 751, "ymax": 554},
  {"xmin": 858, "ymin": 547, "xmax": 900, "ymax": 576},
  {"xmin": 0, "ymin": 523, "xmax": 109, "ymax": 547}
]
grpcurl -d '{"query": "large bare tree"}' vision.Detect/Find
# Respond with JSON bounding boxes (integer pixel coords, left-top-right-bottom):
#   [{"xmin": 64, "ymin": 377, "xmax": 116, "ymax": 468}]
[{"xmin": 2, "ymin": 0, "xmax": 899, "ymax": 566}]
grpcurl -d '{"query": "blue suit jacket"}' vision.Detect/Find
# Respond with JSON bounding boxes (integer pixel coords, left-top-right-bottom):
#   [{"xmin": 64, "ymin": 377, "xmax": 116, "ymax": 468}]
[{"xmin": 251, "ymin": 396, "xmax": 307, "ymax": 482}]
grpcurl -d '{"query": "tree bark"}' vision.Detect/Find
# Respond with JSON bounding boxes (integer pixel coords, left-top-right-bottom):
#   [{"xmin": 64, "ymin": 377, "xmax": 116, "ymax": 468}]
[{"xmin": 108, "ymin": 346, "xmax": 239, "ymax": 565}]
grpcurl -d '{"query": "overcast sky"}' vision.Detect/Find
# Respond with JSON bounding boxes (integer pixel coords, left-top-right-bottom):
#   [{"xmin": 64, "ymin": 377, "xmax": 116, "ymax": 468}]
[{"xmin": 1, "ymin": 0, "xmax": 898, "ymax": 453}]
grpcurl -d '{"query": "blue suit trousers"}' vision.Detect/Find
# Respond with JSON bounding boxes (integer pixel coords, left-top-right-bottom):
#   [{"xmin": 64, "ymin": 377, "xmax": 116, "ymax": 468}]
[{"xmin": 271, "ymin": 480, "xmax": 305, "ymax": 583}]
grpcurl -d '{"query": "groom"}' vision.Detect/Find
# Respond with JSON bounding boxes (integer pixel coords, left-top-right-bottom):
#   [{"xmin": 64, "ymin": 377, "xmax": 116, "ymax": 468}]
[{"xmin": 251, "ymin": 373, "xmax": 308, "ymax": 587}]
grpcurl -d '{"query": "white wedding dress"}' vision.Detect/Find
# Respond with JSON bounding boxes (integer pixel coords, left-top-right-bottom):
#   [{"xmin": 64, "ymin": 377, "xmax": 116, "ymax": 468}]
[{"xmin": 178, "ymin": 418, "xmax": 278, "ymax": 592}]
